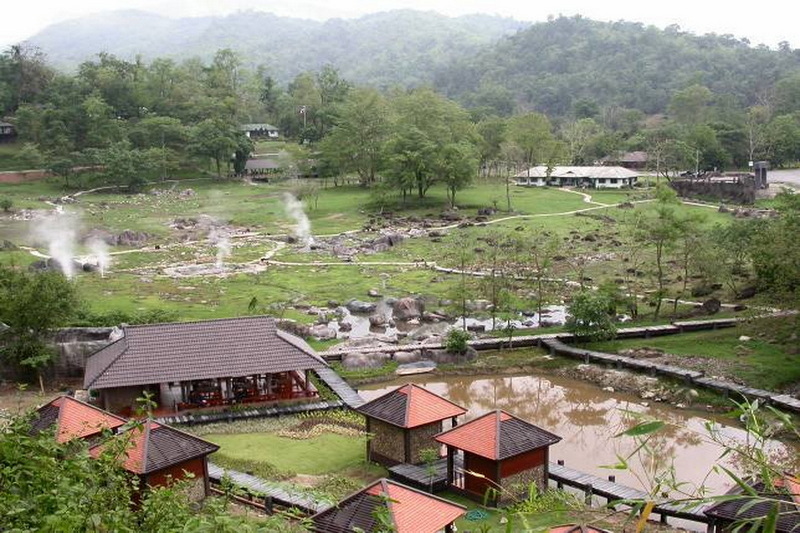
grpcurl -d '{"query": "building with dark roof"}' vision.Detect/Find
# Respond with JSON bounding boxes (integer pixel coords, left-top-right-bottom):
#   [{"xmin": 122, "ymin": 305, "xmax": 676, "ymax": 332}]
[
  {"xmin": 356, "ymin": 383, "xmax": 467, "ymax": 467},
  {"xmin": 434, "ymin": 409, "xmax": 562, "ymax": 506},
  {"xmin": 240, "ymin": 123, "xmax": 279, "ymax": 139},
  {"xmin": 598, "ymin": 150, "xmax": 649, "ymax": 170},
  {"xmin": 90, "ymin": 419, "xmax": 219, "ymax": 499},
  {"xmin": 549, "ymin": 525, "xmax": 612, "ymax": 533},
  {"xmin": 0, "ymin": 121, "xmax": 15, "ymax": 143},
  {"xmin": 704, "ymin": 476, "xmax": 800, "ymax": 533},
  {"xmin": 311, "ymin": 478, "xmax": 466, "ymax": 533},
  {"xmin": 83, "ymin": 316, "xmax": 328, "ymax": 415}
]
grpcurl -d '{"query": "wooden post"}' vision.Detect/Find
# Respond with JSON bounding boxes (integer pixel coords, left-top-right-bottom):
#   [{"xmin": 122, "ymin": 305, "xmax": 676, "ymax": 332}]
[
  {"xmin": 608, "ymin": 475, "xmax": 616, "ymax": 482},
  {"xmin": 584, "ymin": 484, "xmax": 593, "ymax": 505},
  {"xmin": 264, "ymin": 495, "xmax": 273, "ymax": 514},
  {"xmin": 556, "ymin": 459, "xmax": 564, "ymax": 489},
  {"xmin": 446, "ymin": 447, "xmax": 454, "ymax": 485}
]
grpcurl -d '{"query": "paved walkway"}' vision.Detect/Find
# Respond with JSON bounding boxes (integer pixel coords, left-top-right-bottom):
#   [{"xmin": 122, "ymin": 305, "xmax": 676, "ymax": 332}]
[{"xmin": 315, "ymin": 367, "xmax": 365, "ymax": 408}]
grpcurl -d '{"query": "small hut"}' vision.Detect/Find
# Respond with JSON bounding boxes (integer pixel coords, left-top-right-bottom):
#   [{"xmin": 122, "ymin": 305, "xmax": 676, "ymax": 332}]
[
  {"xmin": 434, "ymin": 409, "xmax": 561, "ymax": 506},
  {"xmin": 89, "ymin": 419, "xmax": 219, "ymax": 499},
  {"xmin": 356, "ymin": 383, "xmax": 466, "ymax": 466},
  {"xmin": 31, "ymin": 395, "xmax": 127, "ymax": 443},
  {"xmin": 311, "ymin": 478, "xmax": 466, "ymax": 533},
  {"xmin": 704, "ymin": 475, "xmax": 800, "ymax": 533}
]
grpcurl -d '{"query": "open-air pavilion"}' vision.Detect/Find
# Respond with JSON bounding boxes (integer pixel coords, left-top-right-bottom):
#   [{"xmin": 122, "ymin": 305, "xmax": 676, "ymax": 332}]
[{"xmin": 83, "ymin": 316, "xmax": 328, "ymax": 416}]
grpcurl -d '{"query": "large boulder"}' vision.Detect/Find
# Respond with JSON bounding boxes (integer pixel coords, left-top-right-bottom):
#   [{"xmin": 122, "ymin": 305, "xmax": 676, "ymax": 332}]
[
  {"xmin": 276, "ymin": 319, "xmax": 311, "ymax": 338},
  {"xmin": 393, "ymin": 296, "xmax": 425, "ymax": 320},
  {"xmin": 424, "ymin": 346, "xmax": 478, "ymax": 364},
  {"xmin": 309, "ymin": 324, "xmax": 336, "ymax": 341},
  {"xmin": 346, "ymin": 299, "xmax": 377, "ymax": 314},
  {"xmin": 341, "ymin": 352, "xmax": 390, "ymax": 369},
  {"xmin": 392, "ymin": 350, "xmax": 422, "ymax": 364},
  {"xmin": 702, "ymin": 298, "xmax": 721, "ymax": 315}
]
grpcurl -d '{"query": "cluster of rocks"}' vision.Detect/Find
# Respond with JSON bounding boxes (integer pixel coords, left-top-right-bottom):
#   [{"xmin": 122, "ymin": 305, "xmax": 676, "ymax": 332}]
[
  {"xmin": 84, "ymin": 228, "xmax": 153, "ymax": 247},
  {"xmin": 718, "ymin": 205, "xmax": 778, "ymax": 219},
  {"xmin": 562, "ymin": 364, "xmax": 699, "ymax": 407}
]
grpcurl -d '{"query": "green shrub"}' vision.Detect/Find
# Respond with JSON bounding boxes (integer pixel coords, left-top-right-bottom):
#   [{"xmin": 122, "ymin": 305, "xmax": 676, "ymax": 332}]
[
  {"xmin": 445, "ymin": 328, "xmax": 471, "ymax": 354},
  {"xmin": 0, "ymin": 198, "xmax": 12, "ymax": 212}
]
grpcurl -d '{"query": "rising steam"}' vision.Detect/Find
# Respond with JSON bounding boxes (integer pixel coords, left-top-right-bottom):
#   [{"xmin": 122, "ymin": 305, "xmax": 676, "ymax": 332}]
[{"xmin": 283, "ymin": 192, "xmax": 314, "ymax": 247}]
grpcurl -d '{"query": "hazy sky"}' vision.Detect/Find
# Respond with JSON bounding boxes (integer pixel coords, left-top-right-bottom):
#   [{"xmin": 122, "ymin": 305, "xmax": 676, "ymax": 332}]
[{"xmin": 1, "ymin": 0, "xmax": 795, "ymax": 50}]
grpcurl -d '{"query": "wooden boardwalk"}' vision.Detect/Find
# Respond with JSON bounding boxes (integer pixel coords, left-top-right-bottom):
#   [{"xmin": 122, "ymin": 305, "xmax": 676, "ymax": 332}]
[
  {"xmin": 548, "ymin": 462, "xmax": 711, "ymax": 524},
  {"xmin": 388, "ymin": 456, "xmax": 462, "ymax": 493},
  {"xmin": 315, "ymin": 367, "xmax": 365, "ymax": 408},
  {"xmin": 207, "ymin": 463, "xmax": 331, "ymax": 515},
  {"xmin": 155, "ymin": 399, "xmax": 345, "ymax": 426}
]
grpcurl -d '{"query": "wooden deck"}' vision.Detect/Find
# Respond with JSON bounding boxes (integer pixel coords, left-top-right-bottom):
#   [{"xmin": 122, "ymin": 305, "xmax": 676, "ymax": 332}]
[
  {"xmin": 388, "ymin": 456, "xmax": 462, "ymax": 492},
  {"xmin": 548, "ymin": 462, "xmax": 711, "ymax": 524},
  {"xmin": 208, "ymin": 463, "xmax": 331, "ymax": 515}
]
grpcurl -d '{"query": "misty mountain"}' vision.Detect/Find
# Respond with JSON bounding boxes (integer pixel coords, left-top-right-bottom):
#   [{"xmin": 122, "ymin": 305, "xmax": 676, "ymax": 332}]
[{"xmin": 27, "ymin": 9, "xmax": 528, "ymax": 87}]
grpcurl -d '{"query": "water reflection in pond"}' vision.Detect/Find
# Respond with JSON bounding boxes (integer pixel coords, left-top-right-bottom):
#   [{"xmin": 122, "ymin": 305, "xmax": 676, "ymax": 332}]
[{"xmin": 361, "ymin": 373, "xmax": 798, "ymax": 526}]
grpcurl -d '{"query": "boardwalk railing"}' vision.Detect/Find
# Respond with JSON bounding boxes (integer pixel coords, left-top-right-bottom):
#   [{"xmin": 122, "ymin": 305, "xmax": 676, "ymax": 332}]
[{"xmin": 548, "ymin": 461, "xmax": 711, "ymax": 525}]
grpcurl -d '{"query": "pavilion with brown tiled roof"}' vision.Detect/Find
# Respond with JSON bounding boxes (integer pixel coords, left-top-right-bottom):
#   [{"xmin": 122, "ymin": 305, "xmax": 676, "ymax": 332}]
[
  {"xmin": 356, "ymin": 383, "xmax": 467, "ymax": 466},
  {"xmin": 83, "ymin": 316, "xmax": 328, "ymax": 415},
  {"xmin": 310, "ymin": 478, "xmax": 466, "ymax": 533},
  {"xmin": 434, "ymin": 409, "xmax": 561, "ymax": 506},
  {"xmin": 89, "ymin": 418, "xmax": 219, "ymax": 498},
  {"xmin": 31, "ymin": 395, "xmax": 127, "ymax": 443}
]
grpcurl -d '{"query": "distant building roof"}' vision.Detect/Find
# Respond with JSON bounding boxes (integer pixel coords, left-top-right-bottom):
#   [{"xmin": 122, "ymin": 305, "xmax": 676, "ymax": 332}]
[
  {"xmin": 704, "ymin": 476, "xmax": 800, "ymax": 533},
  {"xmin": 245, "ymin": 158, "xmax": 281, "ymax": 171},
  {"xmin": 240, "ymin": 123, "xmax": 278, "ymax": 131},
  {"xmin": 84, "ymin": 316, "xmax": 327, "ymax": 390},
  {"xmin": 434, "ymin": 410, "xmax": 561, "ymax": 461},
  {"xmin": 31, "ymin": 395, "xmax": 127, "ymax": 443},
  {"xmin": 89, "ymin": 419, "xmax": 218, "ymax": 475},
  {"xmin": 514, "ymin": 166, "xmax": 640, "ymax": 179},
  {"xmin": 311, "ymin": 478, "xmax": 466, "ymax": 533},
  {"xmin": 357, "ymin": 384, "xmax": 467, "ymax": 429},
  {"xmin": 0, "ymin": 121, "xmax": 14, "ymax": 128}
]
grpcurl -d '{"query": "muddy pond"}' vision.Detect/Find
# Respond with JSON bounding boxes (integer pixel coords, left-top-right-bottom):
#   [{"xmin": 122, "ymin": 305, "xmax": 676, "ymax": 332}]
[{"xmin": 360, "ymin": 373, "xmax": 798, "ymax": 531}]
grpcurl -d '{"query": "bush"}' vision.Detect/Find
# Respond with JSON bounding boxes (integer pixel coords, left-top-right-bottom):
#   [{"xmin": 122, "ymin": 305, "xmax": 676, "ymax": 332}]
[
  {"xmin": 445, "ymin": 328, "xmax": 471, "ymax": 354},
  {"xmin": 0, "ymin": 198, "xmax": 12, "ymax": 212}
]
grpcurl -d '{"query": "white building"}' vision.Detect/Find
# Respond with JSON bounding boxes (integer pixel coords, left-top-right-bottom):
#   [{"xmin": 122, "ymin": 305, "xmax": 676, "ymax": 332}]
[{"xmin": 515, "ymin": 166, "xmax": 639, "ymax": 189}]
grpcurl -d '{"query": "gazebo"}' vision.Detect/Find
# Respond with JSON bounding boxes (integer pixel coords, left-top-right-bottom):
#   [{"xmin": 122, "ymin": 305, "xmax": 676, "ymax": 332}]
[
  {"xmin": 704, "ymin": 475, "xmax": 800, "ymax": 533},
  {"xmin": 434, "ymin": 409, "xmax": 561, "ymax": 506},
  {"xmin": 31, "ymin": 395, "xmax": 127, "ymax": 443},
  {"xmin": 311, "ymin": 478, "xmax": 466, "ymax": 533},
  {"xmin": 83, "ymin": 316, "xmax": 328, "ymax": 415},
  {"xmin": 356, "ymin": 383, "xmax": 466, "ymax": 466},
  {"xmin": 89, "ymin": 419, "xmax": 219, "ymax": 499}
]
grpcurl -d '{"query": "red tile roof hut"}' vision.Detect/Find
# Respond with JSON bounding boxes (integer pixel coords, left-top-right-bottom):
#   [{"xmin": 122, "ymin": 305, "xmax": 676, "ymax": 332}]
[
  {"xmin": 549, "ymin": 526, "xmax": 612, "ymax": 533},
  {"xmin": 83, "ymin": 317, "xmax": 328, "ymax": 415},
  {"xmin": 356, "ymin": 383, "xmax": 467, "ymax": 466},
  {"xmin": 32, "ymin": 396, "xmax": 219, "ymax": 498},
  {"xmin": 311, "ymin": 478, "xmax": 466, "ymax": 533},
  {"xmin": 434, "ymin": 409, "xmax": 561, "ymax": 507}
]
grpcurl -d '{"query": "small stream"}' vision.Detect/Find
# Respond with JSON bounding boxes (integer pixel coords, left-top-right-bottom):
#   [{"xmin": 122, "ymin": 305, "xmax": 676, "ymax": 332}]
[{"xmin": 360, "ymin": 373, "xmax": 799, "ymax": 531}]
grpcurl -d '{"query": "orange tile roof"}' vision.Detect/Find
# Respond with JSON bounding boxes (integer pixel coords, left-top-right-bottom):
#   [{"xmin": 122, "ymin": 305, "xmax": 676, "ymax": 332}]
[
  {"xmin": 365, "ymin": 479, "xmax": 465, "ymax": 533},
  {"xmin": 40, "ymin": 396, "xmax": 127, "ymax": 443},
  {"xmin": 357, "ymin": 383, "xmax": 467, "ymax": 429},
  {"xmin": 434, "ymin": 410, "xmax": 561, "ymax": 460},
  {"xmin": 549, "ymin": 525, "xmax": 611, "ymax": 533}
]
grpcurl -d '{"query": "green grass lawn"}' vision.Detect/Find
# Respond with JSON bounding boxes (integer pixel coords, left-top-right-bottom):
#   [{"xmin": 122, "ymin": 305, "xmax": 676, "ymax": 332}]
[
  {"xmin": 204, "ymin": 432, "xmax": 369, "ymax": 475},
  {"xmin": 586, "ymin": 321, "xmax": 800, "ymax": 391}
]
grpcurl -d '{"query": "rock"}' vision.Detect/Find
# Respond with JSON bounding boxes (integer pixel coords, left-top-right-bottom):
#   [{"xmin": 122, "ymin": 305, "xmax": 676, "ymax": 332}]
[
  {"xmin": 116, "ymin": 229, "xmax": 151, "ymax": 247},
  {"xmin": 702, "ymin": 298, "xmax": 721, "ymax": 315},
  {"xmin": 346, "ymin": 299, "xmax": 377, "ymax": 314},
  {"xmin": 467, "ymin": 323, "xmax": 486, "ymax": 333},
  {"xmin": 640, "ymin": 390, "xmax": 657, "ymax": 400},
  {"xmin": 393, "ymin": 296, "xmax": 425, "ymax": 320},
  {"xmin": 276, "ymin": 320, "xmax": 311, "ymax": 339},
  {"xmin": 691, "ymin": 284, "xmax": 714, "ymax": 297},
  {"xmin": 602, "ymin": 386, "xmax": 615, "ymax": 393},
  {"xmin": 369, "ymin": 312, "xmax": 389, "ymax": 327},
  {"xmin": 341, "ymin": 352, "xmax": 390, "ymax": 369},
  {"xmin": 367, "ymin": 288, "xmax": 381, "ymax": 298},
  {"xmin": 179, "ymin": 188, "xmax": 195, "ymax": 198},
  {"xmin": 738, "ymin": 335, "xmax": 752, "ymax": 342},
  {"xmin": 736, "ymin": 286, "xmax": 757, "ymax": 299},
  {"xmin": 407, "ymin": 318, "xmax": 421, "ymax": 326},
  {"xmin": 393, "ymin": 351, "xmax": 422, "ymax": 364},
  {"xmin": 477, "ymin": 207, "xmax": 497, "ymax": 216},
  {"xmin": 465, "ymin": 299, "xmax": 491, "ymax": 312},
  {"xmin": 338, "ymin": 321, "xmax": 352, "ymax": 332},
  {"xmin": 422, "ymin": 311, "xmax": 447, "ymax": 323},
  {"xmin": 0, "ymin": 240, "xmax": 18, "ymax": 251},
  {"xmin": 425, "ymin": 346, "xmax": 478, "ymax": 364},
  {"xmin": 309, "ymin": 324, "xmax": 336, "ymax": 341},
  {"xmin": 407, "ymin": 323, "xmax": 451, "ymax": 342},
  {"xmin": 441, "ymin": 210, "xmax": 462, "ymax": 221}
]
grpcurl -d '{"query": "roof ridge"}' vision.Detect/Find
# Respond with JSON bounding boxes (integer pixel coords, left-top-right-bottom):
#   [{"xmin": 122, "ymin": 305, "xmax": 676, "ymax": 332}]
[
  {"xmin": 122, "ymin": 315, "xmax": 275, "ymax": 330},
  {"xmin": 410, "ymin": 383, "xmax": 468, "ymax": 413},
  {"xmin": 380, "ymin": 478, "xmax": 399, "ymax": 532},
  {"xmin": 140, "ymin": 420, "xmax": 153, "ymax": 473},
  {"xmin": 402, "ymin": 384, "xmax": 412, "ymax": 427},
  {"xmin": 84, "ymin": 336, "xmax": 129, "ymax": 388},
  {"xmin": 495, "ymin": 410, "xmax": 501, "ymax": 460}
]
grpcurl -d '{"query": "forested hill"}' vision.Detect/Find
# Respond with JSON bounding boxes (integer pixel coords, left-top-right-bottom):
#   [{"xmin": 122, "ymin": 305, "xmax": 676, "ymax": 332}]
[
  {"xmin": 435, "ymin": 16, "xmax": 800, "ymax": 116},
  {"xmin": 26, "ymin": 9, "xmax": 527, "ymax": 87}
]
